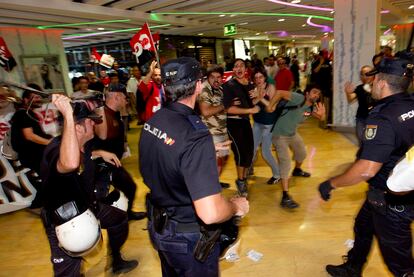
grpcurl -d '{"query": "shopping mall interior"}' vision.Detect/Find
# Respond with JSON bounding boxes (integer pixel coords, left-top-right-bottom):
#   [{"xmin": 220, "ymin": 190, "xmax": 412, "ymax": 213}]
[{"xmin": 0, "ymin": 0, "xmax": 413, "ymax": 276}]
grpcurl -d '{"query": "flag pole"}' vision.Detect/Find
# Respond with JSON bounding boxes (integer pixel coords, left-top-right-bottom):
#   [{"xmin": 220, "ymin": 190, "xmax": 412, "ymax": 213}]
[{"xmin": 146, "ymin": 22, "xmax": 161, "ymax": 67}]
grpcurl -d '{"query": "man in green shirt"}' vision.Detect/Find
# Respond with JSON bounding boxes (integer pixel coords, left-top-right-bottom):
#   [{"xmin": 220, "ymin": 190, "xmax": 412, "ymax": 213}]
[{"xmin": 270, "ymin": 84, "xmax": 325, "ymax": 209}]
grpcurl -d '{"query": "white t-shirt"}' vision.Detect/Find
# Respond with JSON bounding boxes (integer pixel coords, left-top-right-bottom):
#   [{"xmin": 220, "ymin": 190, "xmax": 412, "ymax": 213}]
[
  {"xmin": 126, "ymin": 77, "xmax": 142, "ymax": 94},
  {"xmin": 265, "ymin": 64, "xmax": 279, "ymax": 79}
]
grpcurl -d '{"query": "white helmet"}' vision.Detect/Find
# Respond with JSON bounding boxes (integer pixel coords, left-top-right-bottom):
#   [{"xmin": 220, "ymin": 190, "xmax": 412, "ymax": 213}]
[
  {"xmin": 387, "ymin": 154, "xmax": 414, "ymax": 193},
  {"xmin": 55, "ymin": 209, "xmax": 102, "ymax": 257},
  {"xmin": 111, "ymin": 190, "xmax": 128, "ymax": 212}
]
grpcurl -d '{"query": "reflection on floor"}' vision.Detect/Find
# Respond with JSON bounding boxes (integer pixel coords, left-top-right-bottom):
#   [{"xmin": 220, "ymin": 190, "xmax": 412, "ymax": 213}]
[{"xmin": 0, "ymin": 118, "xmax": 393, "ymax": 277}]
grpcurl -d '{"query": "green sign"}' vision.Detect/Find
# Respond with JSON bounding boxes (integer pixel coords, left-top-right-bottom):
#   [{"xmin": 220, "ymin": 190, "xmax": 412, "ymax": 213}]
[{"xmin": 224, "ymin": 23, "xmax": 237, "ymax": 36}]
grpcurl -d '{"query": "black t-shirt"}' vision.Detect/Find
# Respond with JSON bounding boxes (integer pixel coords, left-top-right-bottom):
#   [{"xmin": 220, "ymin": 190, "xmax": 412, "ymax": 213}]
[
  {"xmin": 11, "ymin": 109, "xmax": 51, "ymax": 172},
  {"xmin": 40, "ymin": 137, "xmax": 88, "ymax": 211},
  {"xmin": 358, "ymin": 93, "xmax": 414, "ymax": 198},
  {"xmin": 354, "ymin": 84, "xmax": 375, "ymax": 119},
  {"xmin": 139, "ymin": 102, "xmax": 221, "ymax": 223},
  {"xmin": 89, "ymin": 81, "xmax": 105, "ymax": 93},
  {"xmin": 222, "ymin": 78, "xmax": 254, "ymax": 119}
]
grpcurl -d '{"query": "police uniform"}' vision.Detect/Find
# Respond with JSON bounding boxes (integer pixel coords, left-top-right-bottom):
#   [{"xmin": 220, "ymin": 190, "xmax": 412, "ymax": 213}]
[
  {"xmin": 40, "ymin": 103, "xmax": 135, "ymax": 276},
  {"xmin": 139, "ymin": 58, "xmax": 223, "ymax": 276},
  {"xmin": 321, "ymin": 56, "xmax": 414, "ymax": 276}
]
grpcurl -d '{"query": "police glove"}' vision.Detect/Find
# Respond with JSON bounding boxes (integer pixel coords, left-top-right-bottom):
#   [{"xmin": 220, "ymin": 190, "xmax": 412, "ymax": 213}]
[{"xmin": 318, "ymin": 180, "xmax": 334, "ymax": 201}]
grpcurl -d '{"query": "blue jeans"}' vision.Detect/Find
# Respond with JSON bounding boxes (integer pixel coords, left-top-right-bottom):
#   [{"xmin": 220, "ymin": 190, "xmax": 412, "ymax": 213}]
[
  {"xmin": 148, "ymin": 219, "xmax": 219, "ymax": 277},
  {"xmin": 252, "ymin": 122, "xmax": 280, "ymax": 178}
]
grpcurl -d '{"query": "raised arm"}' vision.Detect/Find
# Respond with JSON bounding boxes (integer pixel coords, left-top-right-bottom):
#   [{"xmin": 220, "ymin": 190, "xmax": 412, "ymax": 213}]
[{"xmin": 52, "ymin": 94, "xmax": 79, "ymax": 173}]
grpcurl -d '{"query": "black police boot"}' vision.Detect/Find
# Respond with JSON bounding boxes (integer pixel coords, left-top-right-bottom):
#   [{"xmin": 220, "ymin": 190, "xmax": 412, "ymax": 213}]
[
  {"xmin": 112, "ymin": 254, "xmax": 139, "ymax": 275},
  {"xmin": 235, "ymin": 179, "xmax": 248, "ymax": 197},
  {"xmin": 128, "ymin": 211, "xmax": 147, "ymax": 221},
  {"xmin": 326, "ymin": 257, "xmax": 362, "ymax": 277},
  {"xmin": 280, "ymin": 194, "xmax": 299, "ymax": 209}
]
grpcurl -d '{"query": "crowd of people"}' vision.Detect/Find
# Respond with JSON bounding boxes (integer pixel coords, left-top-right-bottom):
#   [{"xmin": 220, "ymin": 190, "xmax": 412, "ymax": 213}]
[{"xmin": 2, "ymin": 44, "xmax": 414, "ymax": 277}]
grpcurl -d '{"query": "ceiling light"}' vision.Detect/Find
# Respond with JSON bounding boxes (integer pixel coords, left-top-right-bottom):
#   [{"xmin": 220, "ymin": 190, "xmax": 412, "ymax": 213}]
[
  {"xmin": 153, "ymin": 12, "xmax": 333, "ymax": 22},
  {"xmin": 62, "ymin": 24, "xmax": 171, "ymax": 40},
  {"xmin": 278, "ymin": 18, "xmax": 285, "ymax": 22},
  {"xmin": 324, "ymin": 32, "xmax": 329, "ymax": 35},
  {"xmin": 409, "ymin": 5, "xmax": 414, "ymax": 9},
  {"xmin": 380, "ymin": 9, "xmax": 390, "ymax": 14},
  {"xmin": 239, "ymin": 22, "xmax": 248, "ymax": 25},
  {"xmin": 291, "ymin": 0, "xmax": 301, "ymax": 3},
  {"xmin": 97, "ymin": 27, "xmax": 105, "ymax": 30},
  {"xmin": 307, "ymin": 16, "xmax": 333, "ymax": 32},
  {"xmin": 255, "ymin": 32, "xmax": 260, "ymax": 35},
  {"xmin": 219, "ymin": 14, "xmax": 226, "ymax": 17},
  {"xmin": 330, "ymin": 11, "xmax": 335, "ymax": 14},
  {"xmin": 230, "ymin": 14, "xmax": 236, "ymax": 17},
  {"xmin": 198, "ymin": 33, "xmax": 204, "ymax": 35},
  {"xmin": 302, "ymin": 24, "xmax": 306, "ymax": 27},
  {"xmin": 267, "ymin": 0, "xmax": 334, "ymax": 12},
  {"xmin": 292, "ymin": 39, "xmax": 295, "ymax": 42},
  {"xmin": 36, "ymin": 19, "xmax": 130, "ymax": 29}
]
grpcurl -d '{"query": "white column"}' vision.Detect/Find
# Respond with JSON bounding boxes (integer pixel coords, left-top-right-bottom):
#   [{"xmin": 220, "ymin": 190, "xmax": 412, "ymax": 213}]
[{"xmin": 333, "ymin": 0, "xmax": 381, "ymax": 127}]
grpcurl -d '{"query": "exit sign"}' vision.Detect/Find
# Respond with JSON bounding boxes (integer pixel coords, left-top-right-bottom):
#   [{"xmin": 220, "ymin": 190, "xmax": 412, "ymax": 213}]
[{"xmin": 224, "ymin": 23, "xmax": 237, "ymax": 36}]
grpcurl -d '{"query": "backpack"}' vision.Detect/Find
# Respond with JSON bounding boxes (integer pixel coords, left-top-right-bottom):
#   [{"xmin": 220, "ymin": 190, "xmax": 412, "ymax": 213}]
[{"xmin": 270, "ymin": 92, "xmax": 308, "ymax": 133}]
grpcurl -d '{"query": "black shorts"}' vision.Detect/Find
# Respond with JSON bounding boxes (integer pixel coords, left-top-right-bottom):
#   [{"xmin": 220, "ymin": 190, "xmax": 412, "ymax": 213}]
[{"xmin": 227, "ymin": 118, "xmax": 253, "ymax": 168}]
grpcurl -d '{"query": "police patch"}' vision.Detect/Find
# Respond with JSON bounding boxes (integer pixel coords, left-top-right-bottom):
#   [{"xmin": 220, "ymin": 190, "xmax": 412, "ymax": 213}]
[{"xmin": 365, "ymin": 125, "xmax": 377, "ymax": 140}]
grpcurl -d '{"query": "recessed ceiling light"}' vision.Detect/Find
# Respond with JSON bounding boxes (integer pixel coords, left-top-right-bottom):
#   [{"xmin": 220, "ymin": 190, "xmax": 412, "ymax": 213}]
[
  {"xmin": 278, "ymin": 18, "xmax": 285, "ymax": 22},
  {"xmin": 256, "ymin": 32, "xmax": 261, "ymax": 35},
  {"xmin": 330, "ymin": 11, "xmax": 335, "ymax": 14},
  {"xmin": 230, "ymin": 14, "xmax": 236, "ymax": 17},
  {"xmin": 302, "ymin": 24, "xmax": 306, "ymax": 27},
  {"xmin": 219, "ymin": 14, "xmax": 226, "ymax": 17},
  {"xmin": 239, "ymin": 22, "xmax": 248, "ymax": 25},
  {"xmin": 292, "ymin": 39, "xmax": 295, "ymax": 42},
  {"xmin": 266, "ymin": 38, "xmax": 269, "ymax": 41},
  {"xmin": 291, "ymin": 0, "xmax": 301, "ymax": 3},
  {"xmin": 198, "ymin": 33, "xmax": 204, "ymax": 35},
  {"xmin": 97, "ymin": 27, "xmax": 105, "ymax": 30},
  {"xmin": 409, "ymin": 5, "xmax": 414, "ymax": 9},
  {"xmin": 324, "ymin": 32, "xmax": 329, "ymax": 35}
]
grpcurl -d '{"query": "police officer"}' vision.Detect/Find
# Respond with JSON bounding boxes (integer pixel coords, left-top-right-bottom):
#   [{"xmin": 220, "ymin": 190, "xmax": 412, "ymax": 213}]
[
  {"xmin": 40, "ymin": 95, "xmax": 138, "ymax": 276},
  {"xmin": 139, "ymin": 57, "xmax": 249, "ymax": 276},
  {"xmin": 318, "ymin": 55, "xmax": 414, "ymax": 276}
]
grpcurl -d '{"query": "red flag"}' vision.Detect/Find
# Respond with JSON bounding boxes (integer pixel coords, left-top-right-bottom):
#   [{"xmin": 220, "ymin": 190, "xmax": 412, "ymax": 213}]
[
  {"xmin": 91, "ymin": 47, "xmax": 101, "ymax": 62},
  {"xmin": 152, "ymin": 32, "xmax": 160, "ymax": 47},
  {"xmin": 130, "ymin": 23, "xmax": 156, "ymax": 61},
  {"xmin": 0, "ymin": 37, "xmax": 16, "ymax": 72}
]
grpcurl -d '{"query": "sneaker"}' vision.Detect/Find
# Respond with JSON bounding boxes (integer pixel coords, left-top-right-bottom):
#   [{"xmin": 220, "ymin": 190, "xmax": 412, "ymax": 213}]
[
  {"xmin": 326, "ymin": 262, "xmax": 362, "ymax": 277},
  {"xmin": 112, "ymin": 256, "xmax": 139, "ymax": 274},
  {"xmin": 280, "ymin": 196, "xmax": 299, "ymax": 209},
  {"xmin": 235, "ymin": 179, "xmax": 248, "ymax": 197},
  {"xmin": 220, "ymin": 182, "xmax": 231, "ymax": 189},
  {"xmin": 292, "ymin": 168, "xmax": 311, "ymax": 177},
  {"xmin": 267, "ymin": 176, "xmax": 280, "ymax": 185}
]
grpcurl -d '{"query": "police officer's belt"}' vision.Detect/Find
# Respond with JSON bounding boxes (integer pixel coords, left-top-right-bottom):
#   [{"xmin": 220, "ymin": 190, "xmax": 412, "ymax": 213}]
[{"xmin": 146, "ymin": 194, "xmax": 200, "ymax": 233}]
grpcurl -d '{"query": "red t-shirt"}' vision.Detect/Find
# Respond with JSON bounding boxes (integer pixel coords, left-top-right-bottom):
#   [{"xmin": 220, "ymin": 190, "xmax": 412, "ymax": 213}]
[{"xmin": 275, "ymin": 68, "xmax": 293, "ymax": 90}]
